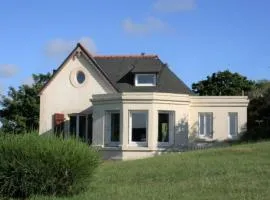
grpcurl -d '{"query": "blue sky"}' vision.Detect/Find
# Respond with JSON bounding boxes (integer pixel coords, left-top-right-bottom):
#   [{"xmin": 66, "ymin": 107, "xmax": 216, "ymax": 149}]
[{"xmin": 0, "ymin": 0, "xmax": 270, "ymax": 94}]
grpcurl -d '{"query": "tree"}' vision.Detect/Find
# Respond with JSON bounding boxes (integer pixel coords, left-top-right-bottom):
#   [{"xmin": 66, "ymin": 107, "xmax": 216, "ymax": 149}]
[
  {"xmin": 248, "ymin": 79, "xmax": 270, "ymax": 99},
  {"xmin": 0, "ymin": 73, "xmax": 51, "ymax": 133},
  {"xmin": 192, "ymin": 70, "xmax": 255, "ymax": 96},
  {"xmin": 241, "ymin": 88, "xmax": 270, "ymax": 141}
]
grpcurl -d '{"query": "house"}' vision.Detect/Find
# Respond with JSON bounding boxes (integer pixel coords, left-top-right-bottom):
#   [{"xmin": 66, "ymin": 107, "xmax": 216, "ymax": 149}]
[{"xmin": 39, "ymin": 43, "xmax": 249, "ymax": 160}]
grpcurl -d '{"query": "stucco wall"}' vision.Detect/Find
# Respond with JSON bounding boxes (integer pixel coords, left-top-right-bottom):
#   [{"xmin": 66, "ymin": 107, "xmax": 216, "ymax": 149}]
[
  {"xmin": 92, "ymin": 102, "xmax": 122, "ymax": 146},
  {"xmin": 91, "ymin": 93, "xmax": 249, "ymax": 156},
  {"xmin": 92, "ymin": 93, "xmax": 191, "ymax": 151},
  {"xmin": 39, "ymin": 54, "xmax": 115, "ymax": 134},
  {"xmin": 189, "ymin": 96, "xmax": 249, "ymax": 141}
]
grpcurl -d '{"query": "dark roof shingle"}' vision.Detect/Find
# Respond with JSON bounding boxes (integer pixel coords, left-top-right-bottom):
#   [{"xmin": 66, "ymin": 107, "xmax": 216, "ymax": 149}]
[
  {"xmin": 94, "ymin": 55, "xmax": 193, "ymax": 94},
  {"xmin": 40, "ymin": 43, "xmax": 193, "ymax": 95}
]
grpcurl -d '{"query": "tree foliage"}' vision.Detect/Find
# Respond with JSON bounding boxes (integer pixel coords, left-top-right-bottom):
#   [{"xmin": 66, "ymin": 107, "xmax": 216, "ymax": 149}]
[
  {"xmin": 192, "ymin": 70, "xmax": 255, "ymax": 96},
  {"xmin": 248, "ymin": 87, "xmax": 270, "ymax": 128},
  {"xmin": 248, "ymin": 79, "xmax": 270, "ymax": 100},
  {"xmin": 241, "ymin": 88, "xmax": 270, "ymax": 141},
  {"xmin": 0, "ymin": 73, "xmax": 51, "ymax": 133}
]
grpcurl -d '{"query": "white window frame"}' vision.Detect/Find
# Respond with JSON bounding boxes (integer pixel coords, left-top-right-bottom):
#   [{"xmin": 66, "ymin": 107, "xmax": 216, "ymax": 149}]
[
  {"xmin": 198, "ymin": 112, "xmax": 213, "ymax": 138},
  {"xmin": 135, "ymin": 74, "xmax": 157, "ymax": 86},
  {"xmin": 158, "ymin": 111, "xmax": 175, "ymax": 146},
  {"xmin": 129, "ymin": 110, "xmax": 148, "ymax": 147},
  {"xmin": 228, "ymin": 112, "xmax": 238, "ymax": 139},
  {"xmin": 105, "ymin": 110, "xmax": 120, "ymax": 146},
  {"xmin": 68, "ymin": 114, "xmax": 89, "ymax": 139}
]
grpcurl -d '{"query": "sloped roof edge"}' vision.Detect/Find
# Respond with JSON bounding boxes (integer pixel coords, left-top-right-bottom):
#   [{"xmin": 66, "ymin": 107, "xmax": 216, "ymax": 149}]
[{"xmin": 39, "ymin": 43, "xmax": 119, "ymax": 95}]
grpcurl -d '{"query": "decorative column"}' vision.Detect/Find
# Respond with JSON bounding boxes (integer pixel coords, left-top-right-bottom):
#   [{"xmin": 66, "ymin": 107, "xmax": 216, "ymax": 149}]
[
  {"xmin": 148, "ymin": 105, "xmax": 158, "ymax": 150},
  {"xmin": 120, "ymin": 103, "xmax": 128, "ymax": 149},
  {"xmin": 92, "ymin": 107, "xmax": 104, "ymax": 147}
]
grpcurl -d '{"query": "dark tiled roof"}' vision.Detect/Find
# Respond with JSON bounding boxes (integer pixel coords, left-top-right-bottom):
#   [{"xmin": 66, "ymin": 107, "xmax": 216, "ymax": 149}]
[
  {"xmin": 39, "ymin": 43, "xmax": 193, "ymax": 95},
  {"xmin": 94, "ymin": 55, "xmax": 193, "ymax": 94}
]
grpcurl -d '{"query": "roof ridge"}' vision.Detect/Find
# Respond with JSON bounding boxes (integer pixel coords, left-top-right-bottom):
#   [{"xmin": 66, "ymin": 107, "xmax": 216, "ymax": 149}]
[{"xmin": 94, "ymin": 55, "xmax": 158, "ymax": 59}]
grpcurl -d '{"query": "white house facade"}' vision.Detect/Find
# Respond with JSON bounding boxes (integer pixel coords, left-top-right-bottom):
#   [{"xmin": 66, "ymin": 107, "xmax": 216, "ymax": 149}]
[{"xmin": 39, "ymin": 43, "xmax": 249, "ymax": 160}]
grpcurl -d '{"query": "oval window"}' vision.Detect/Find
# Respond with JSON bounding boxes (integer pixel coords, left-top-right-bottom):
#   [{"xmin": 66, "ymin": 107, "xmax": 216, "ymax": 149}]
[{"xmin": 76, "ymin": 71, "xmax": 85, "ymax": 84}]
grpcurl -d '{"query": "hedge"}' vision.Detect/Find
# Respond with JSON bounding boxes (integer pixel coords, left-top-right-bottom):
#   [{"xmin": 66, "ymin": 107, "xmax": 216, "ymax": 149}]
[{"xmin": 0, "ymin": 133, "xmax": 100, "ymax": 199}]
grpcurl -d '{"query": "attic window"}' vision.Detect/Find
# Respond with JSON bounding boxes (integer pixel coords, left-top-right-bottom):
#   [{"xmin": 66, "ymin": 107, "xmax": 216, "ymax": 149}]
[
  {"xmin": 135, "ymin": 74, "xmax": 156, "ymax": 86},
  {"xmin": 77, "ymin": 71, "xmax": 85, "ymax": 84}
]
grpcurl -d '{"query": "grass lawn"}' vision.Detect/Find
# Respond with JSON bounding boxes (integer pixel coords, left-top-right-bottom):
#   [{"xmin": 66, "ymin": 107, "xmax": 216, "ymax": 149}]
[{"xmin": 33, "ymin": 142, "xmax": 270, "ymax": 200}]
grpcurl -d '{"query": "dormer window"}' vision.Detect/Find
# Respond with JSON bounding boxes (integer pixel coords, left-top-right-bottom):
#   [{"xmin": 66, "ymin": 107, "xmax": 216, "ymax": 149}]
[{"xmin": 135, "ymin": 74, "xmax": 157, "ymax": 86}]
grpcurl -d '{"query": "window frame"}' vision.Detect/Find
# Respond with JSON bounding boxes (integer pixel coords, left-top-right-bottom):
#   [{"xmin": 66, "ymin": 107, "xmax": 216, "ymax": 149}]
[
  {"xmin": 105, "ymin": 110, "xmax": 121, "ymax": 146},
  {"xmin": 158, "ymin": 111, "xmax": 175, "ymax": 146},
  {"xmin": 68, "ymin": 114, "xmax": 89, "ymax": 141},
  {"xmin": 198, "ymin": 112, "xmax": 213, "ymax": 138},
  {"xmin": 135, "ymin": 74, "xmax": 157, "ymax": 86},
  {"xmin": 228, "ymin": 112, "xmax": 238, "ymax": 139},
  {"xmin": 70, "ymin": 68, "xmax": 88, "ymax": 88},
  {"xmin": 129, "ymin": 110, "xmax": 148, "ymax": 147}
]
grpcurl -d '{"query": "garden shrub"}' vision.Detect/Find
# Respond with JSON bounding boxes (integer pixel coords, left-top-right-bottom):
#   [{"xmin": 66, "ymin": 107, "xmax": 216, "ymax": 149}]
[
  {"xmin": 0, "ymin": 133, "xmax": 100, "ymax": 199},
  {"xmin": 240, "ymin": 126, "xmax": 270, "ymax": 142}
]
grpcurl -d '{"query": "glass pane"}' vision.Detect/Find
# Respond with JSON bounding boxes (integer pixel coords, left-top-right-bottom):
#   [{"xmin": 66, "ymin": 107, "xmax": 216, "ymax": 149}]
[
  {"xmin": 158, "ymin": 113, "xmax": 169, "ymax": 142},
  {"xmin": 199, "ymin": 114, "xmax": 204, "ymax": 135},
  {"xmin": 77, "ymin": 71, "xmax": 85, "ymax": 84},
  {"xmin": 132, "ymin": 112, "xmax": 147, "ymax": 142},
  {"xmin": 229, "ymin": 113, "xmax": 237, "ymax": 136},
  {"xmin": 205, "ymin": 114, "xmax": 212, "ymax": 137},
  {"xmin": 69, "ymin": 116, "xmax": 77, "ymax": 137},
  {"xmin": 137, "ymin": 74, "xmax": 155, "ymax": 84},
  {"xmin": 111, "ymin": 113, "xmax": 120, "ymax": 142},
  {"xmin": 88, "ymin": 114, "xmax": 93, "ymax": 144},
  {"xmin": 79, "ymin": 116, "xmax": 86, "ymax": 140}
]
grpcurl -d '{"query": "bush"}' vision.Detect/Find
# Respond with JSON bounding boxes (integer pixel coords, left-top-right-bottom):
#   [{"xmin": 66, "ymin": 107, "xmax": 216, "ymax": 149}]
[
  {"xmin": 240, "ymin": 126, "xmax": 270, "ymax": 142},
  {"xmin": 0, "ymin": 133, "xmax": 100, "ymax": 199}
]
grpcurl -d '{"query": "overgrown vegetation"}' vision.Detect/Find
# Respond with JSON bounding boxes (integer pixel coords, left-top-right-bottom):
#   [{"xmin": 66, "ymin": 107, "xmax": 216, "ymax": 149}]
[
  {"xmin": 191, "ymin": 70, "xmax": 255, "ymax": 96},
  {"xmin": 0, "ymin": 133, "xmax": 100, "ymax": 199},
  {"xmin": 241, "ymin": 88, "xmax": 270, "ymax": 141},
  {"xmin": 32, "ymin": 142, "xmax": 270, "ymax": 200},
  {"xmin": 0, "ymin": 73, "xmax": 51, "ymax": 133}
]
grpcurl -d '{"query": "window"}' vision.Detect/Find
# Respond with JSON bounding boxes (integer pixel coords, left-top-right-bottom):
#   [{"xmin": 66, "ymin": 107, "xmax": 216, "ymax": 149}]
[
  {"xmin": 88, "ymin": 114, "xmax": 93, "ymax": 144},
  {"xmin": 79, "ymin": 116, "xmax": 86, "ymax": 139},
  {"xmin": 135, "ymin": 74, "xmax": 156, "ymax": 86},
  {"xmin": 69, "ymin": 114, "xmax": 92, "ymax": 143},
  {"xmin": 70, "ymin": 68, "xmax": 87, "ymax": 88},
  {"xmin": 129, "ymin": 111, "xmax": 148, "ymax": 145},
  {"xmin": 228, "ymin": 112, "xmax": 238, "ymax": 137},
  {"xmin": 69, "ymin": 116, "xmax": 77, "ymax": 137},
  {"xmin": 76, "ymin": 71, "xmax": 85, "ymax": 84},
  {"xmin": 106, "ymin": 111, "xmax": 120, "ymax": 145},
  {"xmin": 158, "ymin": 111, "xmax": 174, "ymax": 144},
  {"xmin": 198, "ymin": 113, "xmax": 213, "ymax": 138}
]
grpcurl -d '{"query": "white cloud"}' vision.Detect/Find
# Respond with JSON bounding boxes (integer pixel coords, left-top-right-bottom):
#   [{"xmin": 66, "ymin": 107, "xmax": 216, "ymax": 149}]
[
  {"xmin": 122, "ymin": 17, "xmax": 168, "ymax": 35},
  {"xmin": 78, "ymin": 37, "xmax": 97, "ymax": 54},
  {"xmin": 44, "ymin": 37, "xmax": 97, "ymax": 58},
  {"xmin": 0, "ymin": 64, "xmax": 19, "ymax": 78},
  {"xmin": 153, "ymin": 0, "xmax": 196, "ymax": 13},
  {"xmin": 23, "ymin": 76, "xmax": 34, "ymax": 86}
]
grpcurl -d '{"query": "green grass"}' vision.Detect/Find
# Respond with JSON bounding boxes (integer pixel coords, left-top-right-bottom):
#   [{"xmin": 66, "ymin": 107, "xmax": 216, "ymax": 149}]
[{"xmin": 33, "ymin": 142, "xmax": 270, "ymax": 200}]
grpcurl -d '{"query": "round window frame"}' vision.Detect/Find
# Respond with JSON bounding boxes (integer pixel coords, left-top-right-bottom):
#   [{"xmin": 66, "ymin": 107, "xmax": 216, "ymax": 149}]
[{"xmin": 70, "ymin": 68, "xmax": 88, "ymax": 88}]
